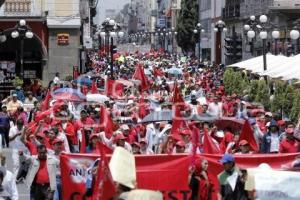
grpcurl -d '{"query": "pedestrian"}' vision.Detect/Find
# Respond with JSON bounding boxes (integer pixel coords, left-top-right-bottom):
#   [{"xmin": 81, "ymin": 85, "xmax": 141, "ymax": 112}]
[
  {"xmin": 279, "ymin": 128, "xmax": 300, "ymax": 153},
  {"xmin": 0, "ymin": 153, "xmax": 18, "ymax": 200},
  {"xmin": 9, "ymin": 119, "xmax": 27, "ymax": 179},
  {"xmin": 20, "ymin": 144, "xmax": 58, "ymax": 200},
  {"xmin": 189, "ymin": 158, "xmax": 215, "ymax": 200},
  {"xmin": 0, "ymin": 106, "xmax": 10, "ymax": 148},
  {"xmin": 261, "ymin": 120, "xmax": 280, "ymax": 153},
  {"xmin": 53, "ymin": 72, "xmax": 60, "ymax": 85},
  {"xmin": 217, "ymin": 154, "xmax": 249, "ymax": 200}
]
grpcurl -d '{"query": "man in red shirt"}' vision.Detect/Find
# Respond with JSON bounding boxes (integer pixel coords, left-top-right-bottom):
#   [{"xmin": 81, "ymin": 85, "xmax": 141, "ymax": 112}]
[
  {"xmin": 20, "ymin": 144, "xmax": 58, "ymax": 200},
  {"xmin": 73, "ymin": 110, "xmax": 95, "ymax": 152},
  {"xmin": 279, "ymin": 128, "xmax": 300, "ymax": 153}
]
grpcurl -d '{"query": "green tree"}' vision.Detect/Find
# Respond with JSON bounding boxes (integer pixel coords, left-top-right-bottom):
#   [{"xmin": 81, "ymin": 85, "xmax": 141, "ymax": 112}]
[
  {"xmin": 223, "ymin": 68, "xmax": 235, "ymax": 95},
  {"xmin": 271, "ymin": 80, "xmax": 286, "ymax": 114},
  {"xmin": 290, "ymin": 89, "xmax": 300, "ymax": 122},
  {"xmin": 255, "ymin": 80, "xmax": 270, "ymax": 110},
  {"xmin": 176, "ymin": 0, "xmax": 198, "ymax": 54},
  {"xmin": 248, "ymin": 80, "xmax": 259, "ymax": 101},
  {"xmin": 223, "ymin": 68, "xmax": 247, "ymax": 96}
]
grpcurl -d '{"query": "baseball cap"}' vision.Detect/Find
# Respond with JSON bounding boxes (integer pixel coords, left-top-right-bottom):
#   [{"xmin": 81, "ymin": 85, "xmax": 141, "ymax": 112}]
[
  {"xmin": 139, "ymin": 138, "xmax": 148, "ymax": 144},
  {"xmin": 115, "ymin": 134, "xmax": 126, "ymax": 141},
  {"xmin": 132, "ymin": 142, "xmax": 141, "ymax": 148},
  {"xmin": 220, "ymin": 154, "xmax": 235, "ymax": 164},
  {"xmin": 175, "ymin": 141, "xmax": 185, "ymax": 147},
  {"xmin": 12, "ymin": 93, "xmax": 17, "ymax": 97},
  {"xmin": 239, "ymin": 140, "xmax": 249, "ymax": 146},
  {"xmin": 120, "ymin": 124, "xmax": 130, "ymax": 130},
  {"xmin": 265, "ymin": 112, "xmax": 273, "ymax": 117},
  {"xmin": 89, "ymin": 133, "xmax": 99, "ymax": 140}
]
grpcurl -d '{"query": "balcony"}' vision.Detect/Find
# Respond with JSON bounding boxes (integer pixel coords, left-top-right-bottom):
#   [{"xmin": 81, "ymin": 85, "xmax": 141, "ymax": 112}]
[
  {"xmin": 0, "ymin": 0, "xmax": 43, "ymax": 17},
  {"xmin": 270, "ymin": 0, "xmax": 300, "ymax": 14},
  {"xmin": 222, "ymin": 4, "xmax": 240, "ymax": 21}
]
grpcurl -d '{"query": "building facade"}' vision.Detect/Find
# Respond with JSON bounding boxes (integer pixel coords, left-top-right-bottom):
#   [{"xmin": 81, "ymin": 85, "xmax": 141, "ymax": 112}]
[
  {"xmin": 0, "ymin": 0, "xmax": 96, "ymax": 86},
  {"xmin": 223, "ymin": 0, "xmax": 300, "ymax": 64}
]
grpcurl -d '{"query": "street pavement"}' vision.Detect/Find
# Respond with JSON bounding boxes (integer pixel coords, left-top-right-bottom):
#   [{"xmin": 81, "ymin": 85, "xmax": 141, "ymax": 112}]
[{"xmin": 3, "ymin": 148, "xmax": 30, "ymax": 200}]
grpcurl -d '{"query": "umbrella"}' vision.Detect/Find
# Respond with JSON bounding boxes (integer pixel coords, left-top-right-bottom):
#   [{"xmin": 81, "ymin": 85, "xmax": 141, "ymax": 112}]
[
  {"xmin": 52, "ymin": 93, "xmax": 86, "ymax": 102},
  {"xmin": 215, "ymin": 117, "xmax": 245, "ymax": 131},
  {"xmin": 140, "ymin": 110, "xmax": 173, "ymax": 123},
  {"xmin": 53, "ymin": 88, "xmax": 86, "ymax": 100},
  {"xmin": 190, "ymin": 113, "xmax": 217, "ymax": 122},
  {"xmin": 74, "ymin": 77, "xmax": 92, "ymax": 86},
  {"xmin": 86, "ymin": 94, "xmax": 110, "ymax": 103},
  {"xmin": 167, "ymin": 67, "xmax": 183, "ymax": 75}
]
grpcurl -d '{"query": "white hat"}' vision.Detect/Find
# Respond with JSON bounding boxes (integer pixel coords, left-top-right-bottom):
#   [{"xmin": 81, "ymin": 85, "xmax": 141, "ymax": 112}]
[
  {"xmin": 120, "ymin": 124, "xmax": 130, "ymax": 130},
  {"xmin": 127, "ymin": 190, "xmax": 163, "ymax": 200},
  {"xmin": 109, "ymin": 147, "xmax": 136, "ymax": 189}
]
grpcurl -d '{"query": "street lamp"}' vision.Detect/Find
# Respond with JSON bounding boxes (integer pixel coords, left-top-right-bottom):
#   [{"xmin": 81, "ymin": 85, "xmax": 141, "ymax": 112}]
[
  {"xmin": 290, "ymin": 29, "xmax": 300, "ymax": 55},
  {"xmin": 214, "ymin": 20, "xmax": 227, "ymax": 64},
  {"xmin": 168, "ymin": 27, "xmax": 177, "ymax": 54},
  {"xmin": 11, "ymin": 19, "xmax": 34, "ymax": 78},
  {"xmin": 194, "ymin": 23, "xmax": 205, "ymax": 65},
  {"xmin": 245, "ymin": 14, "xmax": 278, "ymax": 71},
  {"xmin": 100, "ymin": 19, "xmax": 124, "ymax": 79},
  {"xmin": 0, "ymin": 29, "xmax": 6, "ymax": 43}
]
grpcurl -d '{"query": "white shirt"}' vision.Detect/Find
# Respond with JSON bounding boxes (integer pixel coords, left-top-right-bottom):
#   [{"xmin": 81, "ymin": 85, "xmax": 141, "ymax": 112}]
[
  {"xmin": 9, "ymin": 126, "xmax": 27, "ymax": 151},
  {"xmin": 208, "ymin": 102, "xmax": 222, "ymax": 117},
  {"xmin": 2, "ymin": 169, "xmax": 18, "ymax": 200},
  {"xmin": 270, "ymin": 133, "xmax": 280, "ymax": 152},
  {"xmin": 53, "ymin": 76, "xmax": 60, "ymax": 84}
]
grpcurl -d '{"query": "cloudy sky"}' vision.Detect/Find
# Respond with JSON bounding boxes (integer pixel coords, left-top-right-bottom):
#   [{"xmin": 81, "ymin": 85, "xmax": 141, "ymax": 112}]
[{"xmin": 96, "ymin": 0, "xmax": 130, "ymax": 24}]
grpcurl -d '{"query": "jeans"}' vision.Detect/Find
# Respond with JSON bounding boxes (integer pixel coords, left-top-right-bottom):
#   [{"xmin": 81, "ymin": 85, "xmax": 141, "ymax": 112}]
[{"xmin": 54, "ymin": 176, "xmax": 61, "ymax": 200}]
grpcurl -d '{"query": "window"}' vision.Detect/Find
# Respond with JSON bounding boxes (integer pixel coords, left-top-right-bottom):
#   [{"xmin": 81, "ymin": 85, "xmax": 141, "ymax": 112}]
[{"xmin": 200, "ymin": 0, "xmax": 211, "ymax": 11}]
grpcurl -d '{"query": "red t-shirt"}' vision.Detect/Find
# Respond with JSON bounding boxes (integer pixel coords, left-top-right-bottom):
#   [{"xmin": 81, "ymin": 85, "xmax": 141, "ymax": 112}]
[
  {"xmin": 279, "ymin": 139, "xmax": 300, "ymax": 153},
  {"xmin": 35, "ymin": 160, "xmax": 50, "ymax": 184}
]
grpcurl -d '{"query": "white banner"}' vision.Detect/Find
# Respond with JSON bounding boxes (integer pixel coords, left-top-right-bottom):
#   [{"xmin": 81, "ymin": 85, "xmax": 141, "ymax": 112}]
[{"xmin": 249, "ymin": 169, "xmax": 300, "ymax": 200}]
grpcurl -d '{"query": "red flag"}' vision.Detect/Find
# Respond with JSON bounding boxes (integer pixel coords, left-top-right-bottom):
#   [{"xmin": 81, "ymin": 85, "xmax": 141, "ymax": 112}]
[
  {"xmin": 91, "ymin": 80, "xmax": 99, "ymax": 94},
  {"xmin": 96, "ymin": 141, "xmax": 113, "ymax": 154},
  {"xmin": 203, "ymin": 129, "xmax": 221, "ymax": 154},
  {"xmin": 41, "ymin": 90, "xmax": 51, "ymax": 111},
  {"xmin": 35, "ymin": 109, "xmax": 52, "ymax": 123},
  {"xmin": 92, "ymin": 143, "xmax": 116, "ymax": 200},
  {"xmin": 153, "ymin": 67, "xmax": 165, "ymax": 77},
  {"xmin": 80, "ymin": 130, "xmax": 86, "ymax": 153},
  {"xmin": 138, "ymin": 95, "xmax": 147, "ymax": 119},
  {"xmin": 100, "ymin": 106, "xmax": 115, "ymax": 138},
  {"xmin": 132, "ymin": 64, "xmax": 149, "ymax": 92},
  {"xmin": 239, "ymin": 120, "xmax": 259, "ymax": 152},
  {"xmin": 171, "ymin": 107, "xmax": 187, "ymax": 136},
  {"xmin": 105, "ymin": 79, "xmax": 124, "ymax": 97},
  {"xmin": 172, "ymin": 82, "xmax": 185, "ymax": 106}
]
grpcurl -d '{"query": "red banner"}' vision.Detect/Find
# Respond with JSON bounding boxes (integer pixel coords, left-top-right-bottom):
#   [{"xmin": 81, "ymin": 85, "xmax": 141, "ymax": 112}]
[{"xmin": 61, "ymin": 153, "xmax": 300, "ymax": 200}]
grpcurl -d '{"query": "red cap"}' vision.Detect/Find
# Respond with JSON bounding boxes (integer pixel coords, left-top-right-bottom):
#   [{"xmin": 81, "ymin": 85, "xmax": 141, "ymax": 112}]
[
  {"xmin": 132, "ymin": 142, "xmax": 141, "ymax": 148},
  {"xmin": 277, "ymin": 120, "xmax": 285, "ymax": 126},
  {"xmin": 115, "ymin": 134, "xmax": 126, "ymax": 141},
  {"xmin": 175, "ymin": 141, "xmax": 185, "ymax": 147},
  {"xmin": 52, "ymin": 138, "xmax": 64, "ymax": 145},
  {"xmin": 239, "ymin": 140, "xmax": 249, "ymax": 146},
  {"xmin": 139, "ymin": 138, "xmax": 148, "ymax": 144},
  {"xmin": 89, "ymin": 133, "xmax": 99, "ymax": 140},
  {"xmin": 36, "ymin": 132, "xmax": 45, "ymax": 138},
  {"xmin": 286, "ymin": 128, "xmax": 294, "ymax": 134}
]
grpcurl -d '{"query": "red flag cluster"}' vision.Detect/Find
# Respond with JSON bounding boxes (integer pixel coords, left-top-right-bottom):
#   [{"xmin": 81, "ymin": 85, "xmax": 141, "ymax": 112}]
[{"xmin": 132, "ymin": 64, "xmax": 149, "ymax": 92}]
